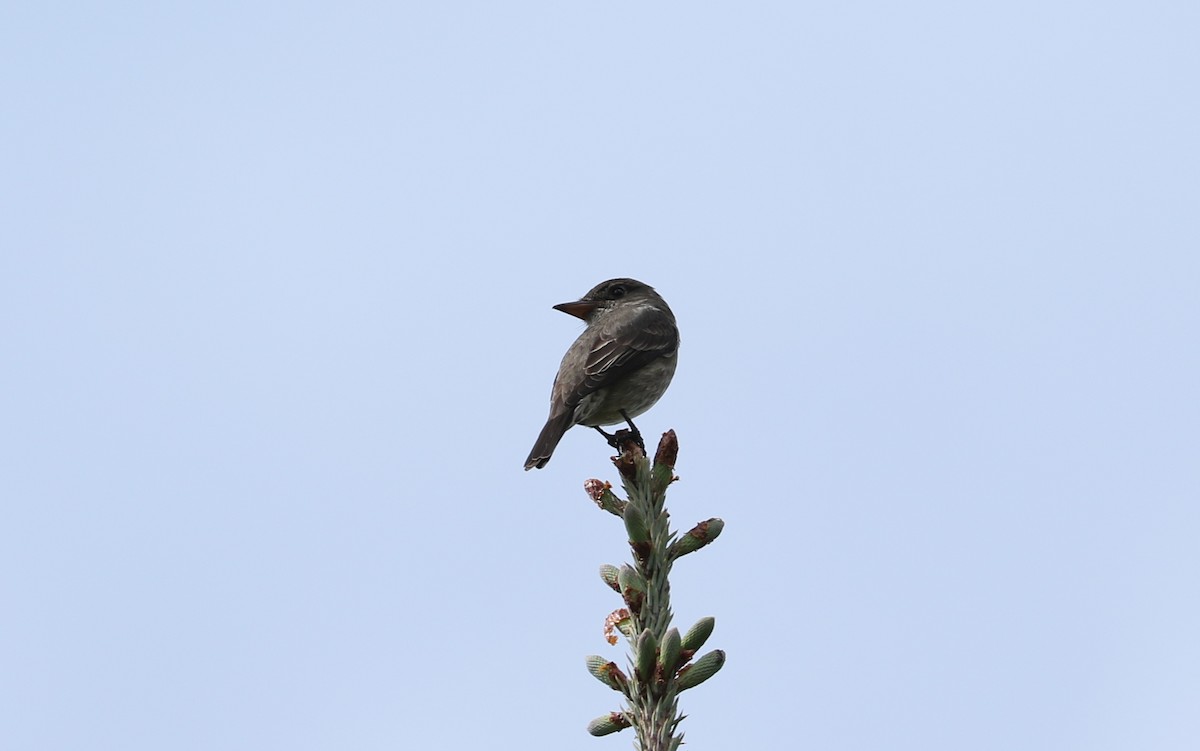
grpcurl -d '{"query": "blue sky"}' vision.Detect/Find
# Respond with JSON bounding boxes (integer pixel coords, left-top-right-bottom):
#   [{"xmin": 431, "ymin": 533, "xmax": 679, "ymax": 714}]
[{"xmin": 3, "ymin": 3, "xmax": 1198, "ymax": 749}]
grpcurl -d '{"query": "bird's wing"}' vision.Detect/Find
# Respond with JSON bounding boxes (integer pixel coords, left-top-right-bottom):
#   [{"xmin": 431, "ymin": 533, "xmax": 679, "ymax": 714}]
[{"xmin": 563, "ymin": 306, "xmax": 678, "ymax": 403}]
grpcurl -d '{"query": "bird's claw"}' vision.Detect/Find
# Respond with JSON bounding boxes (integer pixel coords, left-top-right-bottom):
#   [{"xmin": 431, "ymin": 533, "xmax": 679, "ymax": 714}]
[{"xmin": 593, "ymin": 411, "xmax": 646, "ymax": 453}]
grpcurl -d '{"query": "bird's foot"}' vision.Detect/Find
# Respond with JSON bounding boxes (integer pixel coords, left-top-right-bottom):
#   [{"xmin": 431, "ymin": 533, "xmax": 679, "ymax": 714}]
[
  {"xmin": 593, "ymin": 425, "xmax": 622, "ymax": 449},
  {"xmin": 619, "ymin": 410, "xmax": 645, "ymax": 452},
  {"xmin": 593, "ymin": 411, "xmax": 645, "ymax": 453}
]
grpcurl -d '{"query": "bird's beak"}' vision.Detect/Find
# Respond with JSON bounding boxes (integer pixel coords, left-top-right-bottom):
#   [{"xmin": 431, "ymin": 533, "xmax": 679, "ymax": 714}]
[{"xmin": 553, "ymin": 300, "xmax": 600, "ymax": 320}]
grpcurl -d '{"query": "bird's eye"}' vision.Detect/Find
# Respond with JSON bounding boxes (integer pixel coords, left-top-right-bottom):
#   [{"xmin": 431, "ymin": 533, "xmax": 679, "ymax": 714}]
[{"xmin": 610, "ymin": 285, "xmax": 626, "ymax": 299}]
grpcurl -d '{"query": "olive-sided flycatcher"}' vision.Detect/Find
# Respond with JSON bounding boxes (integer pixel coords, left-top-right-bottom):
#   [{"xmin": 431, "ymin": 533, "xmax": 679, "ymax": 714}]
[{"xmin": 525, "ymin": 278, "xmax": 679, "ymax": 470}]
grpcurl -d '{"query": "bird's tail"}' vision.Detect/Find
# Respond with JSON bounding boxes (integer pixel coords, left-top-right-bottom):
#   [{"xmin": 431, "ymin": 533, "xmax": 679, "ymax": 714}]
[{"xmin": 524, "ymin": 411, "xmax": 574, "ymax": 470}]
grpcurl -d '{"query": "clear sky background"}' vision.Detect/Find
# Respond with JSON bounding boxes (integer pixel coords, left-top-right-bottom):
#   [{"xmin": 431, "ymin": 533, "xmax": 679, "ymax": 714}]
[{"xmin": 3, "ymin": 3, "xmax": 1198, "ymax": 750}]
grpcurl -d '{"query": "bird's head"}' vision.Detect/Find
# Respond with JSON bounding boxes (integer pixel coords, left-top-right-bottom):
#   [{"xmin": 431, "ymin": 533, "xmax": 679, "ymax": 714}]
[{"xmin": 553, "ymin": 278, "xmax": 661, "ymax": 321}]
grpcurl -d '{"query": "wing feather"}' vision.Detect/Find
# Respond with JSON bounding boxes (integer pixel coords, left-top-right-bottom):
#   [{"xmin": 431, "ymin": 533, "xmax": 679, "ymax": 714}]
[{"xmin": 564, "ymin": 306, "xmax": 677, "ymax": 405}]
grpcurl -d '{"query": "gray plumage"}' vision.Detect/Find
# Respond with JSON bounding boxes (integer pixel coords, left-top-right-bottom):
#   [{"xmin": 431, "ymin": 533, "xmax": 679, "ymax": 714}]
[{"xmin": 525, "ymin": 278, "xmax": 679, "ymax": 470}]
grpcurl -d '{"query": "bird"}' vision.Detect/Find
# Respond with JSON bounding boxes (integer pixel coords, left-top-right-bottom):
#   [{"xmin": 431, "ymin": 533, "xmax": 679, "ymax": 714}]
[{"xmin": 525, "ymin": 278, "xmax": 679, "ymax": 470}]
